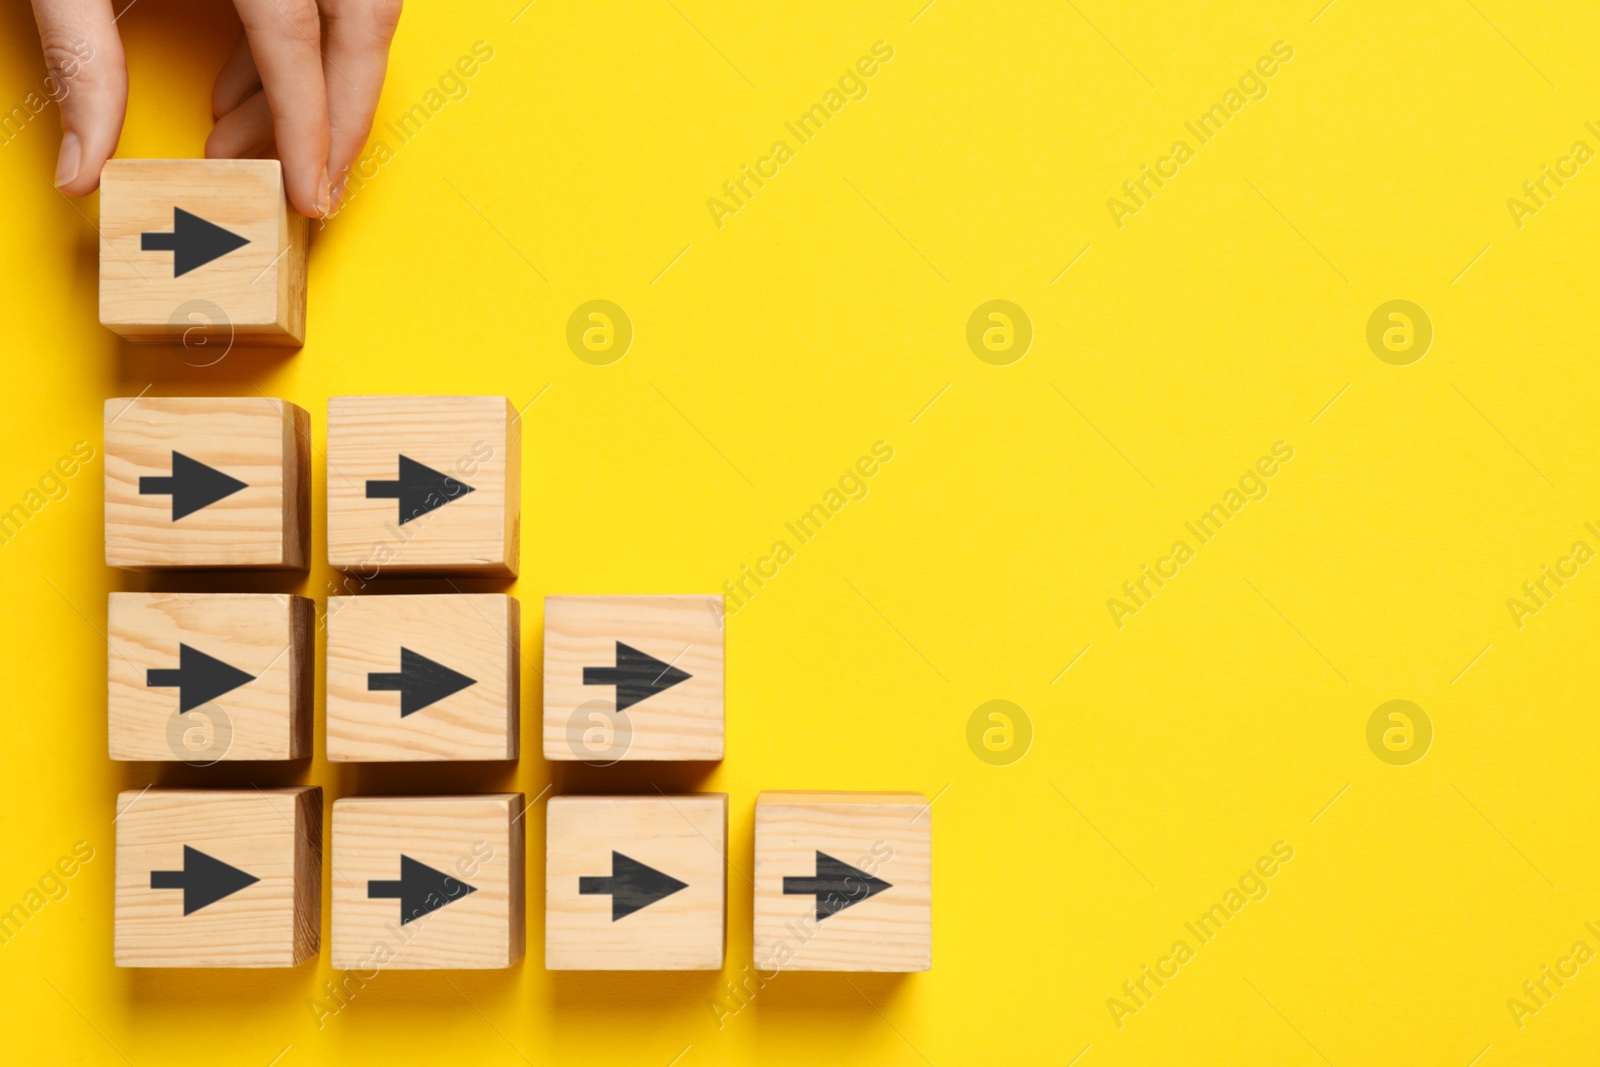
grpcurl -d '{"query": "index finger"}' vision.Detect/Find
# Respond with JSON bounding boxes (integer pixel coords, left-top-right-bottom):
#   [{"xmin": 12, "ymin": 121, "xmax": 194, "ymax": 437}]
[{"xmin": 229, "ymin": 0, "xmax": 329, "ymax": 216}]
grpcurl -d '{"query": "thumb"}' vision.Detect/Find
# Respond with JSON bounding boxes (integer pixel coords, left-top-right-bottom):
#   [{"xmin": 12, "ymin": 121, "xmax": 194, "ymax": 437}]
[{"xmin": 31, "ymin": 0, "xmax": 127, "ymax": 196}]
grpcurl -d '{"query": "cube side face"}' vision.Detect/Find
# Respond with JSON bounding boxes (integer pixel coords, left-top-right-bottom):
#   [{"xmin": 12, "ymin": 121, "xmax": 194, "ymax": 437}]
[
  {"xmin": 292, "ymin": 788, "xmax": 322, "ymax": 962},
  {"xmin": 108, "ymin": 593, "xmax": 308, "ymax": 761},
  {"xmin": 280, "ymin": 402, "xmax": 311, "ymax": 568},
  {"xmin": 99, "ymin": 159, "xmax": 305, "ymax": 345},
  {"xmin": 753, "ymin": 793, "xmax": 931, "ymax": 973},
  {"xmin": 104, "ymin": 397, "xmax": 307, "ymax": 569},
  {"xmin": 325, "ymin": 595, "xmax": 519, "ymax": 761},
  {"xmin": 545, "ymin": 795, "xmax": 727, "ymax": 970},
  {"xmin": 279, "ymin": 209, "xmax": 309, "ymax": 344},
  {"xmin": 542, "ymin": 595, "xmax": 725, "ymax": 761},
  {"xmin": 288, "ymin": 595, "xmax": 314, "ymax": 758},
  {"xmin": 326, "ymin": 396, "xmax": 518, "ymax": 575},
  {"xmin": 114, "ymin": 788, "xmax": 320, "ymax": 967},
  {"xmin": 331, "ymin": 794, "xmax": 523, "ymax": 969}
]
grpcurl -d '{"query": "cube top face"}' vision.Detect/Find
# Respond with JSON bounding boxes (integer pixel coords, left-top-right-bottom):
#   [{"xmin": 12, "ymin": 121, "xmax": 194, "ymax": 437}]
[
  {"xmin": 325, "ymin": 594, "xmax": 520, "ymax": 762},
  {"xmin": 543, "ymin": 595, "xmax": 724, "ymax": 761},
  {"xmin": 546, "ymin": 795, "xmax": 726, "ymax": 970},
  {"xmin": 99, "ymin": 159, "xmax": 307, "ymax": 345},
  {"xmin": 326, "ymin": 396, "xmax": 520, "ymax": 576},
  {"xmin": 108, "ymin": 593, "xmax": 311, "ymax": 761},
  {"xmin": 753, "ymin": 791, "xmax": 931, "ymax": 972},
  {"xmin": 114, "ymin": 787, "xmax": 320, "ymax": 967},
  {"xmin": 104, "ymin": 396, "xmax": 310, "ymax": 569},
  {"xmin": 331, "ymin": 794, "xmax": 524, "ymax": 970}
]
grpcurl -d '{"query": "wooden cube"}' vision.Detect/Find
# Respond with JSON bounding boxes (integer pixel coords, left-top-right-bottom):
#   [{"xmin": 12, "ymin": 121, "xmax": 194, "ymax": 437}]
[
  {"xmin": 99, "ymin": 159, "xmax": 307, "ymax": 345},
  {"xmin": 114, "ymin": 787, "xmax": 320, "ymax": 967},
  {"xmin": 326, "ymin": 396, "xmax": 520, "ymax": 576},
  {"xmin": 104, "ymin": 396, "xmax": 310, "ymax": 569},
  {"xmin": 546, "ymin": 794, "xmax": 726, "ymax": 970},
  {"xmin": 543, "ymin": 595, "xmax": 723, "ymax": 761},
  {"xmin": 325, "ymin": 594, "xmax": 519, "ymax": 761},
  {"xmin": 753, "ymin": 792, "xmax": 931, "ymax": 972},
  {"xmin": 109, "ymin": 592, "xmax": 312, "ymax": 761},
  {"xmin": 331, "ymin": 794, "xmax": 524, "ymax": 970}
]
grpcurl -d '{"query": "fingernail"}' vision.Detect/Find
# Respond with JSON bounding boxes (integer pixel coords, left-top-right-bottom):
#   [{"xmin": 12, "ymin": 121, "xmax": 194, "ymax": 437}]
[
  {"xmin": 54, "ymin": 132, "xmax": 80, "ymax": 188},
  {"xmin": 316, "ymin": 166, "xmax": 332, "ymax": 217}
]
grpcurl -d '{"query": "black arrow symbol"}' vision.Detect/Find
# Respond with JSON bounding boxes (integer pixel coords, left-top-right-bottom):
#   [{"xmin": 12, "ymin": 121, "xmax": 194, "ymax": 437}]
[
  {"xmin": 365, "ymin": 455, "xmax": 474, "ymax": 525},
  {"xmin": 150, "ymin": 845, "xmax": 260, "ymax": 914},
  {"xmin": 138, "ymin": 451, "xmax": 248, "ymax": 520},
  {"xmin": 578, "ymin": 851, "xmax": 688, "ymax": 921},
  {"xmin": 368, "ymin": 855, "xmax": 477, "ymax": 924},
  {"xmin": 146, "ymin": 643, "xmax": 255, "ymax": 712},
  {"xmin": 582, "ymin": 642, "xmax": 691, "ymax": 711},
  {"xmin": 367, "ymin": 647, "xmax": 477, "ymax": 716},
  {"xmin": 140, "ymin": 207, "xmax": 251, "ymax": 277},
  {"xmin": 782, "ymin": 851, "xmax": 893, "ymax": 921}
]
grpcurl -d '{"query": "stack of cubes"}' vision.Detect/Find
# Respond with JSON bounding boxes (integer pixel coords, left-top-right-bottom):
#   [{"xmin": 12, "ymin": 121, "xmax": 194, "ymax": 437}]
[{"xmin": 100, "ymin": 160, "xmax": 930, "ymax": 975}]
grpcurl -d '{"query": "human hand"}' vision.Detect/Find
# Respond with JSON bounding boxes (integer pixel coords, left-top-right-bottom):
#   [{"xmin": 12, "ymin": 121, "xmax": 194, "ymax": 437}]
[{"xmin": 32, "ymin": 0, "xmax": 402, "ymax": 217}]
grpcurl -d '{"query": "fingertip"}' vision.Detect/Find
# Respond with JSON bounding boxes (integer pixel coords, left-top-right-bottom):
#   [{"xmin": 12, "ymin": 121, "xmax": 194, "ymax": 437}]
[
  {"xmin": 53, "ymin": 131, "xmax": 81, "ymax": 188},
  {"xmin": 34, "ymin": 0, "xmax": 127, "ymax": 197},
  {"xmin": 262, "ymin": 114, "xmax": 329, "ymax": 217},
  {"xmin": 318, "ymin": 165, "xmax": 331, "ymax": 217},
  {"xmin": 55, "ymin": 130, "xmax": 112, "ymax": 197},
  {"xmin": 282, "ymin": 165, "xmax": 329, "ymax": 218}
]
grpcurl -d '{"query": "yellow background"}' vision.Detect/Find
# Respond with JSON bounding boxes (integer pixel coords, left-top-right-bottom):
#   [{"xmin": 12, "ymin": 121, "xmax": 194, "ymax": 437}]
[{"xmin": 2, "ymin": 0, "xmax": 1598, "ymax": 1063}]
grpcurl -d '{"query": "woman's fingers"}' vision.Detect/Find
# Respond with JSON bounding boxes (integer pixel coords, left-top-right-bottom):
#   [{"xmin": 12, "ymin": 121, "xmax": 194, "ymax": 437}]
[
  {"xmin": 39, "ymin": 0, "xmax": 399, "ymax": 213},
  {"xmin": 229, "ymin": 0, "xmax": 330, "ymax": 216},
  {"xmin": 319, "ymin": 0, "xmax": 402, "ymax": 208},
  {"xmin": 205, "ymin": 89, "xmax": 274, "ymax": 160},
  {"xmin": 211, "ymin": 33, "xmax": 261, "ymax": 119},
  {"xmin": 31, "ymin": 0, "xmax": 127, "ymax": 196}
]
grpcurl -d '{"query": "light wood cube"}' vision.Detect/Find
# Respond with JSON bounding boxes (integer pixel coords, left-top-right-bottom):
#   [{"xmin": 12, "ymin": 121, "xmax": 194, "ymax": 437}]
[
  {"xmin": 753, "ymin": 791, "xmax": 931, "ymax": 972},
  {"xmin": 326, "ymin": 396, "xmax": 520, "ymax": 576},
  {"xmin": 99, "ymin": 159, "xmax": 307, "ymax": 345},
  {"xmin": 331, "ymin": 794, "xmax": 524, "ymax": 970},
  {"xmin": 325, "ymin": 594, "xmax": 519, "ymax": 761},
  {"xmin": 546, "ymin": 794, "xmax": 726, "ymax": 970},
  {"xmin": 114, "ymin": 787, "xmax": 320, "ymax": 967},
  {"xmin": 543, "ymin": 595, "xmax": 724, "ymax": 761},
  {"xmin": 104, "ymin": 396, "xmax": 310, "ymax": 569},
  {"xmin": 109, "ymin": 592, "xmax": 312, "ymax": 761}
]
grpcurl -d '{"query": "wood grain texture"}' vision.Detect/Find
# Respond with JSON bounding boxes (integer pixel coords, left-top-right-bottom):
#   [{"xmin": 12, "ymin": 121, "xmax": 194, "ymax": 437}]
[
  {"xmin": 326, "ymin": 396, "xmax": 520, "ymax": 575},
  {"xmin": 325, "ymin": 594, "xmax": 519, "ymax": 761},
  {"xmin": 114, "ymin": 787, "xmax": 320, "ymax": 967},
  {"xmin": 545, "ymin": 794, "xmax": 726, "ymax": 970},
  {"xmin": 108, "ymin": 592, "xmax": 312, "ymax": 761},
  {"xmin": 99, "ymin": 159, "xmax": 306, "ymax": 344},
  {"xmin": 753, "ymin": 791, "xmax": 931, "ymax": 972},
  {"xmin": 104, "ymin": 396, "xmax": 310, "ymax": 569},
  {"xmin": 542, "ymin": 595, "xmax": 724, "ymax": 761},
  {"xmin": 331, "ymin": 794, "xmax": 524, "ymax": 970}
]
